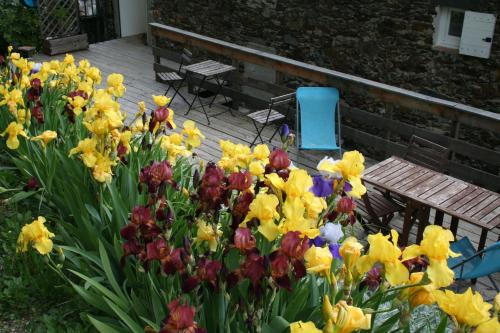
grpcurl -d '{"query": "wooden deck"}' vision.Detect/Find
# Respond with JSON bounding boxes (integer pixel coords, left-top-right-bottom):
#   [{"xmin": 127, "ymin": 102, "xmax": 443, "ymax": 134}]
[{"xmin": 33, "ymin": 36, "xmax": 499, "ymax": 299}]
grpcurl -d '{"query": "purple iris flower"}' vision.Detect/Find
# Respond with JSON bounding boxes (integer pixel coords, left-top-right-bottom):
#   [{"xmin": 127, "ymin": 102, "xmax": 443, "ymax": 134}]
[
  {"xmin": 280, "ymin": 124, "xmax": 290, "ymax": 140},
  {"xmin": 344, "ymin": 181, "xmax": 353, "ymax": 193},
  {"xmin": 329, "ymin": 243, "xmax": 341, "ymax": 260},
  {"xmin": 311, "ymin": 175, "xmax": 333, "ymax": 197},
  {"xmin": 310, "ymin": 236, "xmax": 326, "ymax": 247}
]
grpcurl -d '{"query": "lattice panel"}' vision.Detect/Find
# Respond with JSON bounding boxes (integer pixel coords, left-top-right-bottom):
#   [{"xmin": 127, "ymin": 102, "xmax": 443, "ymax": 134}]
[{"xmin": 38, "ymin": 0, "xmax": 80, "ymax": 39}]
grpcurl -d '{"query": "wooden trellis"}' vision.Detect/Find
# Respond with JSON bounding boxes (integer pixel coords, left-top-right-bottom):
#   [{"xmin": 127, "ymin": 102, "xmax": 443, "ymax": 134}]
[
  {"xmin": 38, "ymin": 0, "xmax": 88, "ymax": 55},
  {"xmin": 38, "ymin": 0, "xmax": 80, "ymax": 39}
]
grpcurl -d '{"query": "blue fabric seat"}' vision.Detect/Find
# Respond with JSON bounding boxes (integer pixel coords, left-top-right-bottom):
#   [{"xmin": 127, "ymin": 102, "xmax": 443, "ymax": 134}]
[
  {"xmin": 296, "ymin": 87, "xmax": 341, "ymax": 151},
  {"xmin": 448, "ymin": 236, "xmax": 500, "ymax": 291}
]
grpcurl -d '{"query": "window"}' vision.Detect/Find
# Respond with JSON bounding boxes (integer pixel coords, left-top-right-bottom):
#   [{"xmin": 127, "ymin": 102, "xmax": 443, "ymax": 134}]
[
  {"xmin": 433, "ymin": 7, "xmax": 497, "ymax": 59},
  {"xmin": 434, "ymin": 7, "xmax": 465, "ymax": 49}
]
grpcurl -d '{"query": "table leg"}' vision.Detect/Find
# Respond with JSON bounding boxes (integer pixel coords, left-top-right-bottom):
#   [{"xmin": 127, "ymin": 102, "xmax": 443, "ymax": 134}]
[
  {"xmin": 434, "ymin": 210, "xmax": 444, "ymax": 226},
  {"xmin": 209, "ymin": 72, "xmax": 234, "ymax": 116},
  {"xmin": 478, "ymin": 228, "xmax": 488, "ymax": 252},
  {"xmin": 401, "ymin": 200, "xmax": 416, "ymax": 246},
  {"xmin": 416, "ymin": 206, "xmax": 430, "ymax": 243},
  {"xmin": 450, "ymin": 216, "xmax": 459, "ymax": 237}
]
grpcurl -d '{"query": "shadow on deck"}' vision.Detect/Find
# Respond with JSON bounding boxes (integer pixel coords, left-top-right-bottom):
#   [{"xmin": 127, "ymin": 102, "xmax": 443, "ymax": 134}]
[{"xmin": 33, "ymin": 36, "xmax": 499, "ymax": 299}]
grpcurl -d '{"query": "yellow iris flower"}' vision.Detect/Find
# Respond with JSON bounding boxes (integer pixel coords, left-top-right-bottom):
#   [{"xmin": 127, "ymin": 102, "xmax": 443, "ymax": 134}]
[
  {"xmin": 63, "ymin": 54, "xmax": 75, "ymax": 65},
  {"xmin": 31, "ymin": 130, "xmax": 57, "ymax": 148},
  {"xmin": 252, "ymin": 144, "xmax": 270, "ymax": 161},
  {"xmin": 182, "ymin": 120, "xmax": 205, "ymax": 149},
  {"xmin": 106, "ymin": 73, "xmax": 126, "ymax": 97},
  {"xmin": 194, "ymin": 220, "xmax": 223, "ymax": 252},
  {"xmin": 476, "ymin": 318, "xmax": 500, "ymax": 333},
  {"xmin": 323, "ymin": 296, "xmax": 371, "ymax": 333},
  {"xmin": 160, "ymin": 134, "xmax": 191, "ymax": 164},
  {"xmin": 283, "ymin": 169, "xmax": 313, "ymax": 198},
  {"xmin": 69, "ymin": 138, "xmax": 98, "ymax": 168},
  {"xmin": 92, "ymin": 153, "xmax": 115, "ymax": 183},
  {"xmin": 339, "ymin": 237, "xmax": 363, "ymax": 271},
  {"xmin": 68, "ymin": 95, "xmax": 88, "ymax": 116},
  {"xmin": 302, "ymin": 191, "xmax": 327, "ymax": 219},
  {"xmin": 136, "ymin": 101, "xmax": 147, "ymax": 117},
  {"xmin": 152, "ymin": 95, "xmax": 171, "ymax": 107},
  {"xmin": 338, "ymin": 150, "xmax": 365, "ymax": 179},
  {"xmin": 289, "ymin": 321, "xmax": 321, "ymax": 333},
  {"xmin": 356, "ymin": 230, "xmax": 409, "ymax": 286},
  {"xmin": 402, "ymin": 225, "xmax": 459, "ymax": 288},
  {"xmin": 433, "ymin": 288, "xmax": 492, "ymax": 328},
  {"xmin": 401, "ymin": 272, "xmax": 436, "ymax": 309},
  {"xmin": 304, "ymin": 246, "xmax": 333, "ymax": 277},
  {"xmin": 0, "ymin": 88, "xmax": 25, "ymax": 113},
  {"xmin": 1, "ymin": 122, "xmax": 28, "ymax": 149},
  {"xmin": 17, "ymin": 216, "xmax": 55, "ymax": 255},
  {"xmin": 118, "ymin": 130, "xmax": 132, "ymax": 154},
  {"xmin": 242, "ymin": 193, "xmax": 280, "ymax": 241},
  {"xmin": 346, "ymin": 176, "xmax": 366, "ymax": 199},
  {"xmin": 249, "ymin": 161, "xmax": 265, "ymax": 177},
  {"xmin": 280, "ymin": 197, "xmax": 320, "ymax": 238}
]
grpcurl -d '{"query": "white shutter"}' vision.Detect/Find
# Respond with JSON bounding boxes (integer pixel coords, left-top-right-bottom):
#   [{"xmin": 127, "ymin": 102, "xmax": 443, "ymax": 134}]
[{"xmin": 459, "ymin": 11, "xmax": 496, "ymax": 59}]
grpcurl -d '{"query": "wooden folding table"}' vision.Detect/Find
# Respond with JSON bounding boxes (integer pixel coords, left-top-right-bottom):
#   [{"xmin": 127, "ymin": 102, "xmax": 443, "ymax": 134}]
[{"xmin": 362, "ymin": 156, "xmax": 500, "ymax": 249}]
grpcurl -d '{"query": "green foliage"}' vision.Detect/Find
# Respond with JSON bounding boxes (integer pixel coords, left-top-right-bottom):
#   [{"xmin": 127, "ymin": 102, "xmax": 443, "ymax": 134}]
[{"xmin": 0, "ymin": 0, "xmax": 41, "ymax": 51}]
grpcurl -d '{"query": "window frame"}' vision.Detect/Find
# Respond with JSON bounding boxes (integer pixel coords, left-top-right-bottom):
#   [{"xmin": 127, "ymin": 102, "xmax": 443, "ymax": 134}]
[{"xmin": 434, "ymin": 6, "xmax": 465, "ymax": 50}]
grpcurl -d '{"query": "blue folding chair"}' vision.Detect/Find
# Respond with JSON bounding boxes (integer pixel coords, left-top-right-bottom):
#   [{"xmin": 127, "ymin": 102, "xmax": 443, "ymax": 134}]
[
  {"xmin": 448, "ymin": 237, "xmax": 500, "ymax": 292},
  {"xmin": 296, "ymin": 87, "xmax": 341, "ymax": 151}
]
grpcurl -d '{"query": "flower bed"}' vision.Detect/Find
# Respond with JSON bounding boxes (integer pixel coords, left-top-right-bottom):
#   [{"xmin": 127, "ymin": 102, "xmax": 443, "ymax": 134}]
[{"xmin": 1, "ymin": 49, "xmax": 499, "ymax": 333}]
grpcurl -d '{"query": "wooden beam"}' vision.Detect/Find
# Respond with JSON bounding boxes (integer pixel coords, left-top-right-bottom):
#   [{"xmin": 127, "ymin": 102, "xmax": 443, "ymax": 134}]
[{"xmin": 150, "ymin": 23, "xmax": 500, "ymax": 133}]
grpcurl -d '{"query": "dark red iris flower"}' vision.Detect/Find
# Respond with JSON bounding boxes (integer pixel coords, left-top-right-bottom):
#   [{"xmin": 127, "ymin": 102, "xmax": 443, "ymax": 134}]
[
  {"xmin": 181, "ymin": 274, "xmax": 200, "ymax": 293},
  {"xmin": 361, "ymin": 267, "xmax": 382, "ymax": 291},
  {"xmin": 131, "ymin": 206, "xmax": 153, "ymax": 225},
  {"xmin": 162, "ymin": 248, "xmax": 188, "ymax": 275},
  {"xmin": 269, "ymin": 149, "xmax": 290, "ymax": 170},
  {"xmin": 270, "ymin": 252, "xmax": 289, "ymax": 279},
  {"xmin": 120, "ymin": 223, "xmax": 137, "ymax": 240},
  {"xmin": 402, "ymin": 255, "xmax": 429, "ymax": 272},
  {"xmin": 228, "ymin": 171, "xmax": 252, "ymax": 191},
  {"xmin": 231, "ymin": 192, "xmax": 254, "ymax": 227},
  {"xmin": 23, "ymin": 176, "xmax": 39, "ymax": 191},
  {"xmin": 240, "ymin": 252, "xmax": 266, "ymax": 288},
  {"xmin": 140, "ymin": 161, "xmax": 173, "ymax": 193},
  {"xmin": 159, "ymin": 299, "xmax": 205, "ymax": 333},
  {"xmin": 154, "ymin": 106, "xmax": 169, "ymax": 123},
  {"xmin": 233, "ymin": 228, "xmax": 256, "ymax": 252},
  {"xmin": 337, "ymin": 196, "xmax": 356, "ymax": 214},
  {"xmin": 146, "ymin": 238, "xmax": 169, "ymax": 262},
  {"xmin": 31, "ymin": 101, "xmax": 44, "ymax": 124},
  {"xmin": 197, "ymin": 258, "xmax": 222, "ymax": 289},
  {"xmin": 280, "ymin": 232, "xmax": 309, "ymax": 260},
  {"xmin": 198, "ymin": 162, "xmax": 228, "ymax": 212},
  {"xmin": 27, "ymin": 78, "xmax": 43, "ymax": 101}
]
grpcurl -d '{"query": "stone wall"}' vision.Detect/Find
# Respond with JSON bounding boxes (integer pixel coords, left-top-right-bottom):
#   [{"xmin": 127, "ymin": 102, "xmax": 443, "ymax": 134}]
[{"xmin": 150, "ymin": 0, "xmax": 500, "ymax": 112}]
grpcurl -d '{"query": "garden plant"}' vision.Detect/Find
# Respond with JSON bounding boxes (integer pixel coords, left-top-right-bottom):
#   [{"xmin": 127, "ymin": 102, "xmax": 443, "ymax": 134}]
[{"xmin": 1, "ymin": 48, "xmax": 499, "ymax": 333}]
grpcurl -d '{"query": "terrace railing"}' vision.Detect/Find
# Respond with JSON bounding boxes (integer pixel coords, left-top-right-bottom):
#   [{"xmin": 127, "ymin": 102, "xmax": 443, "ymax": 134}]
[{"xmin": 149, "ymin": 22, "xmax": 500, "ymax": 191}]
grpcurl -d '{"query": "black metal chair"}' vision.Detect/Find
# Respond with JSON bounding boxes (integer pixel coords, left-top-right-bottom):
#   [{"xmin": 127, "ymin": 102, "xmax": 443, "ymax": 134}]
[
  {"xmin": 157, "ymin": 48, "xmax": 193, "ymax": 107},
  {"xmin": 247, "ymin": 93, "xmax": 295, "ymax": 146}
]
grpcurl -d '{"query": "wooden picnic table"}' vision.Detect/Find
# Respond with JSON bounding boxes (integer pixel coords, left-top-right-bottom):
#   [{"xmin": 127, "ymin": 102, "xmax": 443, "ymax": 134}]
[{"xmin": 362, "ymin": 156, "xmax": 500, "ymax": 249}]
